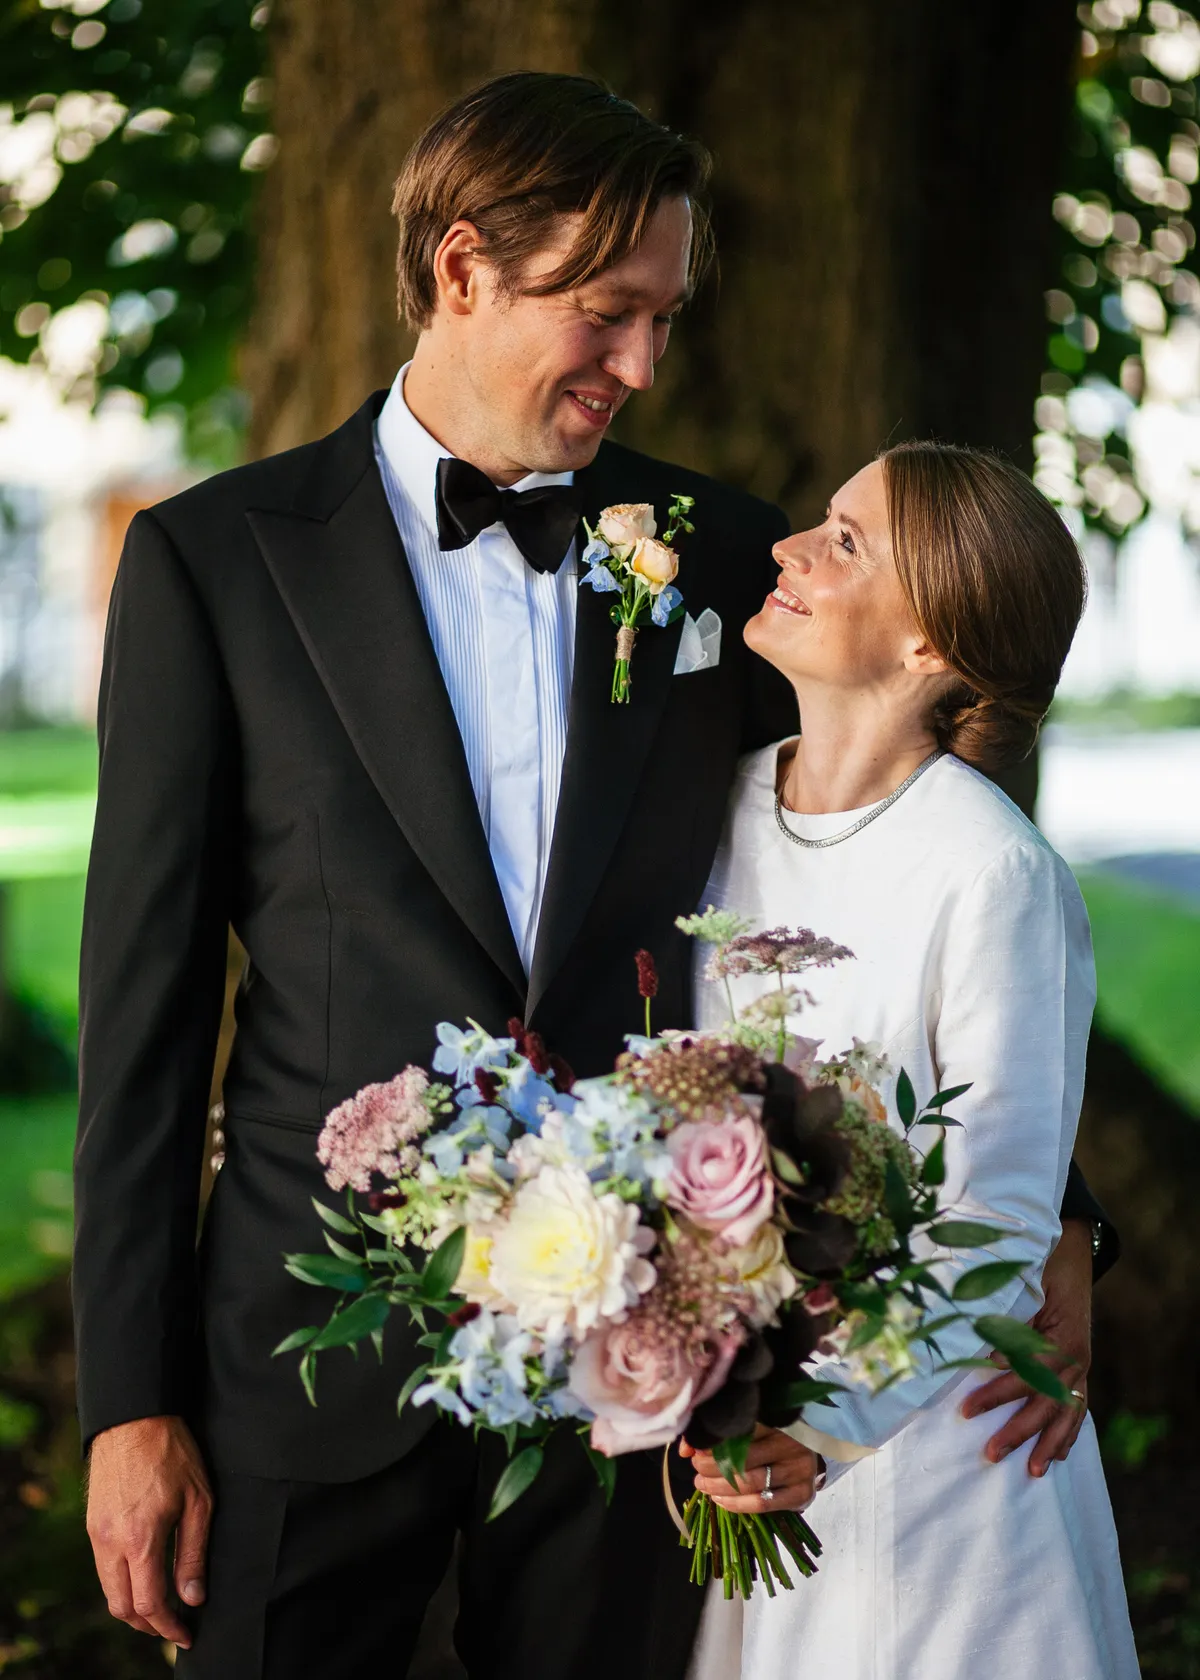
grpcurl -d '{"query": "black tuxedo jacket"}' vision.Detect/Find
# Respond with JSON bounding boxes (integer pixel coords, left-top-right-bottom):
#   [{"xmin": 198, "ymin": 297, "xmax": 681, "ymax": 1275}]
[{"xmin": 73, "ymin": 392, "xmax": 1112, "ymax": 1482}]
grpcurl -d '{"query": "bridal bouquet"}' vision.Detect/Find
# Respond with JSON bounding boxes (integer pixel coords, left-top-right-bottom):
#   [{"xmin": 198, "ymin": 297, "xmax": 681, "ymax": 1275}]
[{"xmin": 280, "ymin": 912, "xmax": 1067, "ymax": 1598}]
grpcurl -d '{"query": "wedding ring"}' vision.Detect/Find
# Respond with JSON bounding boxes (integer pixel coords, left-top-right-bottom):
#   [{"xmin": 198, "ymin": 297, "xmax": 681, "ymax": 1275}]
[
  {"xmin": 762, "ymin": 1464, "xmax": 775, "ymax": 1501},
  {"xmin": 1069, "ymin": 1388, "xmax": 1086, "ymax": 1403}
]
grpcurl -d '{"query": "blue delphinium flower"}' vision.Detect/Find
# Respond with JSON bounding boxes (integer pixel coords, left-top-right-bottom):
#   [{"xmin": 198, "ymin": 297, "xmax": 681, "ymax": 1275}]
[
  {"xmin": 581, "ymin": 561, "xmax": 621, "ymax": 594},
  {"xmin": 410, "ymin": 1379, "xmax": 473, "ymax": 1427},
  {"xmin": 431, "ymin": 1020, "xmax": 514, "ymax": 1086},
  {"xmin": 502, "ymin": 1057, "xmax": 563, "ymax": 1133},
  {"xmin": 580, "ymin": 534, "xmax": 610, "ymax": 569},
  {"xmin": 452, "ymin": 1311, "xmax": 538, "ymax": 1429},
  {"xmin": 651, "ymin": 583, "xmax": 683, "ymax": 627}
]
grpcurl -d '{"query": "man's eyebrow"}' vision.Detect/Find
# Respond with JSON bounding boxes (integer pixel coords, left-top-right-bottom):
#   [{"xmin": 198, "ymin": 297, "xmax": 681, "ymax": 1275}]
[{"xmin": 589, "ymin": 282, "xmax": 694, "ymax": 309}]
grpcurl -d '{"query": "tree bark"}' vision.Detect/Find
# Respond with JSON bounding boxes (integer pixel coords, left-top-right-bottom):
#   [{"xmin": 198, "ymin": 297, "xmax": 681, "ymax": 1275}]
[{"xmin": 247, "ymin": 0, "xmax": 1078, "ymax": 532}]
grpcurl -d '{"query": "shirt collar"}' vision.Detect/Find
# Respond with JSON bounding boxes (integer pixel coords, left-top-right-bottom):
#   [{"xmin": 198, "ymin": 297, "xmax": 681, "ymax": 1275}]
[{"xmin": 374, "ymin": 361, "xmax": 575, "ymax": 542}]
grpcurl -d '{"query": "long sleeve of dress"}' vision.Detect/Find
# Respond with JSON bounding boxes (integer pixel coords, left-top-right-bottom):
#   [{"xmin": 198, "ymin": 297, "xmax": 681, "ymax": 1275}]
[{"xmin": 796, "ymin": 839, "xmax": 1096, "ymax": 1455}]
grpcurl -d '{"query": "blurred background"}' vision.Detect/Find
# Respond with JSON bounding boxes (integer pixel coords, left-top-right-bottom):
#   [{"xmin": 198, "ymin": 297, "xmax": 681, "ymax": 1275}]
[{"xmin": 0, "ymin": 0, "xmax": 1197, "ymax": 1672}]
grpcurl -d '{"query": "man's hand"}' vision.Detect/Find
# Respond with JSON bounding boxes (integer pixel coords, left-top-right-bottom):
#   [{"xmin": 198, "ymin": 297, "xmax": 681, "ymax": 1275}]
[
  {"xmin": 961, "ymin": 1217, "xmax": 1093, "ymax": 1477},
  {"xmin": 85, "ymin": 1415, "xmax": 213, "ymax": 1649},
  {"xmin": 681, "ymin": 1423, "xmax": 820, "ymax": 1514}
]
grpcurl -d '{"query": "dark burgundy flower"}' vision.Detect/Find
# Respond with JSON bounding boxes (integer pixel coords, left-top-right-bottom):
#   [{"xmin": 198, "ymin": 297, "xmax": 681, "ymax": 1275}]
[
  {"xmin": 506, "ymin": 1018, "xmax": 552, "ymax": 1075},
  {"xmin": 784, "ymin": 1209, "xmax": 859, "ymax": 1278},
  {"xmin": 474, "ymin": 1069, "xmax": 500, "ymax": 1105},
  {"xmin": 687, "ymin": 1331, "xmax": 775, "ymax": 1449},
  {"xmin": 366, "ymin": 1190, "xmax": 406, "ymax": 1212},
  {"xmin": 635, "ymin": 948, "xmax": 659, "ymax": 1000},
  {"xmin": 447, "ymin": 1303, "xmax": 481, "ymax": 1328},
  {"xmin": 547, "ymin": 1052, "xmax": 576, "ymax": 1093}
]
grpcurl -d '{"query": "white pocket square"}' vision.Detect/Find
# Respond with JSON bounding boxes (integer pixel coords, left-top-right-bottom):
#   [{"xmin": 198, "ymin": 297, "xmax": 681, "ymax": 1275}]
[{"xmin": 673, "ymin": 608, "xmax": 722, "ymax": 675}]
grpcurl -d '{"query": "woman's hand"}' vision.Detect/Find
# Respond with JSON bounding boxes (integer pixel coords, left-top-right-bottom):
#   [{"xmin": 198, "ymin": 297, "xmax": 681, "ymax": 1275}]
[{"xmin": 681, "ymin": 1423, "xmax": 821, "ymax": 1514}]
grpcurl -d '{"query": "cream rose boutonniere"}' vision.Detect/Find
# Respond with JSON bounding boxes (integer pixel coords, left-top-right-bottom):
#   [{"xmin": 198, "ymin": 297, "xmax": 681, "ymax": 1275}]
[{"xmin": 580, "ymin": 494, "xmax": 695, "ymax": 702}]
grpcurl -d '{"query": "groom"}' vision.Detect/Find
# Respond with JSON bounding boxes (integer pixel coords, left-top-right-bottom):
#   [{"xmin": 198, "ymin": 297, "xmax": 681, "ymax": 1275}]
[{"xmin": 74, "ymin": 72, "xmax": 1112, "ymax": 1678}]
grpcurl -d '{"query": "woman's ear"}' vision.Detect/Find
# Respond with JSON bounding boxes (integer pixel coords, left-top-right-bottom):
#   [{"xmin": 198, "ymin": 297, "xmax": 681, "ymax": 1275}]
[{"xmin": 903, "ymin": 639, "xmax": 950, "ymax": 677}]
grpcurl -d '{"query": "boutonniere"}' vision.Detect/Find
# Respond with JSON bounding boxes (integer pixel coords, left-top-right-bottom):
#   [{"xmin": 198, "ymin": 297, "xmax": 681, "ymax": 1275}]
[{"xmin": 579, "ymin": 495, "xmax": 695, "ymax": 703}]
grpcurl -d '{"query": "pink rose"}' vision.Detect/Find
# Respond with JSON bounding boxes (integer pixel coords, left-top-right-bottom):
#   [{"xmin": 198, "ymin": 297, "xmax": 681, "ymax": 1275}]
[
  {"xmin": 665, "ymin": 1115, "xmax": 774, "ymax": 1247},
  {"xmin": 567, "ymin": 1312, "xmax": 744, "ymax": 1456}
]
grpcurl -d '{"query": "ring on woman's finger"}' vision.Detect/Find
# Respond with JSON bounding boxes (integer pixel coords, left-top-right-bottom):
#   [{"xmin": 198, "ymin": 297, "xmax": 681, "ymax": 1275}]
[{"xmin": 761, "ymin": 1464, "xmax": 775, "ymax": 1501}]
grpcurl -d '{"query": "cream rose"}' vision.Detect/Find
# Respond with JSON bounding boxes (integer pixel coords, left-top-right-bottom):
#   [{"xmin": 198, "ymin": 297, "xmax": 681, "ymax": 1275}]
[
  {"xmin": 598, "ymin": 502, "xmax": 657, "ymax": 548},
  {"xmin": 487, "ymin": 1163, "xmax": 656, "ymax": 1337},
  {"xmin": 629, "ymin": 536, "xmax": 679, "ymax": 594},
  {"xmin": 721, "ymin": 1221, "xmax": 797, "ymax": 1327}
]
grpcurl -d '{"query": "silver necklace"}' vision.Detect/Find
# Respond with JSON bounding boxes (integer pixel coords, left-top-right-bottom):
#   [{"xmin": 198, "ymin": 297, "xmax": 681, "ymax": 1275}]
[{"xmin": 774, "ymin": 749, "xmax": 944, "ymax": 849}]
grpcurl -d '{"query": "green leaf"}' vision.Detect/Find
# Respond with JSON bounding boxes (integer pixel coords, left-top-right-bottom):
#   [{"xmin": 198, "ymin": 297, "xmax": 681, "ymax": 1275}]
[
  {"xmin": 487, "ymin": 1445, "xmax": 545, "ymax": 1521},
  {"xmin": 1007, "ymin": 1353, "xmax": 1071, "ymax": 1404},
  {"xmin": 584, "ymin": 1442, "xmax": 617, "ymax": 1505},
  {"xmin": 844, "ymin": 1314, "xmax": 886, "ymax": 1353},
  {"xmin": 778, "ymin": 1378, "xmax": 847, "ymax": 1407},
  {"xmin": 284, "ymin": 1252, "xmax": 368, "ymax": 1293},
  {"xmin": 883, "ymin": 1157, "xmax": 915, "ymax": 1238},
  {"xmin": 910, "ymin": 1311, "xmax": 966, "ymax": 1343},
  {"xmin": 422, "ymin": 1225, "xmax": 467, "ymax": 1301},
  {"xmin": 973, "ymin": 1314, "xmax": 1056, "ymax": 1364},
  {"xmin": 712, "ymin": 1432, "xmax": 754, "ymax": 1482},
  {"xmin": 396, "ymin": 1362, "xmax": 432, "ymax": 1415},
  {"xmin": 313, "ymin": 1198, "xmax": 359, "ymax": 1236},
  {"xmin": 926, "ymin": 1220, "xmax": 1006, "ymax": 1249},
  {"xmin": 922, "ymin": 1083, "xmax": 972, "ymax": 1111},
  {"xmin": 895, "ymin": 1069, "xmax": 916, "ymax": 1128},
  {"xmin": 370, "ymin": 1327, "xmax": 385, "ymax": 1364},
  {"xmin": 272, "ymin": 1325, "xmax": 319, "ymax": 1357},
  {"xmin": 920, "ymin": 1136, "xmax": 946, "ymax": 1187},
  {"xmin": 952, "ymin": 1260, "xmax": 1027, "ymax": 1302},
  {"xmin": 323, "ymin": 1232, "xmax": 366, "ymax": 1265},
  {"xmin": 771, "ymin": 1147, "xmax": 805, "ymax": 1187},
  {"xmin": 309, "ymin": 1293, "xmax": 391, "ymax": 1351},
  {"xmin": 300, "ymin": 1350, "xmax": 318, "ymax": 1407}
]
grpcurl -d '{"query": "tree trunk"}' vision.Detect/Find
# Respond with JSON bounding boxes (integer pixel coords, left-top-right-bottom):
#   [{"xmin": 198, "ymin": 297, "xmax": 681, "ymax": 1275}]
[{"xmin": 247, "ymin": 0, "xmax": 1078, "ymax": 533}]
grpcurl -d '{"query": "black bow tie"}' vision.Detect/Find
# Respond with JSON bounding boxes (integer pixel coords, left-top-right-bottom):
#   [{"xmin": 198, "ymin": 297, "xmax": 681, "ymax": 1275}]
[{"xmin": 435, "ymin": 456, "xmax": 582, "ymax": 575}]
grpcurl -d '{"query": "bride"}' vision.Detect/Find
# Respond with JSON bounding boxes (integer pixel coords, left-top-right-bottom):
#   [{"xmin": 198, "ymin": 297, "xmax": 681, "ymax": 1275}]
[{"xmin": 685, "ymin": 443, "xmax": 1139, "ymax": 1679}]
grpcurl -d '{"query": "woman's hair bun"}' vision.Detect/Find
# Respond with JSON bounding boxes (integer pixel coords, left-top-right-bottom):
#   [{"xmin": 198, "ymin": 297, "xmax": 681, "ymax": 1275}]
[{"xmin": 880, "ymin": 442, "xmax": 1087, "ymax": 774}]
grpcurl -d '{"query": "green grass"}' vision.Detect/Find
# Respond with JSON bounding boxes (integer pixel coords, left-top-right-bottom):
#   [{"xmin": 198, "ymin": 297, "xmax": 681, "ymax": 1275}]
[
  {"xmin": 0, "ymin": 1096, "xmax": 77, "ymax": 1301},
  {"xmin": 0, "ymin": 729, "xmax": 97, "ymax": 797},
  {"xmin": 1050, "ymin": 689, "xmax": 1200, "ymax": 732},
  {"xmin": 1079, "ymin": 870, "xmax": 1200, "ymax": 1114}
]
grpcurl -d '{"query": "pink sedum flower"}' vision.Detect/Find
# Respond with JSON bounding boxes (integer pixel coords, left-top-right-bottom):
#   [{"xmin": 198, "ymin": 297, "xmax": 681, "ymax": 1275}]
[
  {"xmin": 317, "ymin": 1066, "xmax": 436, "ymax": 1193},
  {"xmin": 568, "ymin": 1312, "xmax": 744, "ymax": 1456},
  {"xmin": 665, "ymin": 1114, "xmax": 774, "ymax": 1247}
]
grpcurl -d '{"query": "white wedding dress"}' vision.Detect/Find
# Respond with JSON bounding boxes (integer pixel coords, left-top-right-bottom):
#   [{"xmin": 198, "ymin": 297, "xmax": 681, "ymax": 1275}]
[{"xmin": 687, "ymin": 743, "xmax": 1139, "ymax": 1680}]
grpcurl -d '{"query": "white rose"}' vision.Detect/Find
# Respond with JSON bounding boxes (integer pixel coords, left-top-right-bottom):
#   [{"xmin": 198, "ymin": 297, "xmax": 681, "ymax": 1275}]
[
  {"xmin": 721, "ymin": 1221, "xmax": 797, "ymax": 1326},
  {"xmin": 488, "ymin": 1163, "xmax": 656, "ymax": 1337},
  {"xmin": 456, "ymin": 1221, "xmax": 509, "ymax": 1309},
  {"xmin": 629, "ymin": 536, "xmax": 679, "ymax": 594},
  {"xmin": 598, "ymin": 503, "xmax": 657, "ymax": 548}
]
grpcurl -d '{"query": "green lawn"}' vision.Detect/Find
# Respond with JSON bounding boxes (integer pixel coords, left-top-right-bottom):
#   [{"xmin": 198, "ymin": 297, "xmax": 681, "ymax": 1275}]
[
  {"xmin": 0, "ymin": 1095, "xmax": 77, "ymax": 1300},
  {"xmin": 1079, "ymin": 870, "xmax": 1200, "ymax": 1115}
]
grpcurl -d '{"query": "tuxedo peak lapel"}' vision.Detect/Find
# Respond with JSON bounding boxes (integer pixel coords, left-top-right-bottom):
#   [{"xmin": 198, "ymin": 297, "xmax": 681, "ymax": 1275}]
[
  {"xmin": 527, "ymin": 445, "xmax": 684, "ymax": 1018},
  {"xmin": 248, "ymin": 425, "xmax": 526, "ymax": 1002}
]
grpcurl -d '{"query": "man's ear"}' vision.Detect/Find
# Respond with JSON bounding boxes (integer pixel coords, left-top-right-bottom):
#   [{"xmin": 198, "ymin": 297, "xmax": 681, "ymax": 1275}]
[{"xmin": 431, "ymin": 220, "xmax": 486, "ymax": 319}]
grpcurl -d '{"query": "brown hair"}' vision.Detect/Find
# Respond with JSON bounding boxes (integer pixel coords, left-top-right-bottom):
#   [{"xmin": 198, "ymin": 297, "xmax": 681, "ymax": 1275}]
[
  {"xmin": 391, "ymin": 72, "xmax": 713, "ymax": 329},
  {"xmin": 880, "ymin": 441, "xmax": 1087, "ymax": 773}
]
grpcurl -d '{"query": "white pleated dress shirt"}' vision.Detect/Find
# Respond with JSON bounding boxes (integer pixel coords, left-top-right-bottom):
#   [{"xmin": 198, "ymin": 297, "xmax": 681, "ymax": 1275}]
[{"xmin": 373, "ymin": 365, "xmax": 578, "ymax": 973}]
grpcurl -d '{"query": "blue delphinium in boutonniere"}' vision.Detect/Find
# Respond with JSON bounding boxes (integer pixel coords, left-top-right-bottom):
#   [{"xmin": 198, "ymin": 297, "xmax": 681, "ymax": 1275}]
[{"xmin": 580, "ymin": 495, "xmax": 695, "ymax": 703}]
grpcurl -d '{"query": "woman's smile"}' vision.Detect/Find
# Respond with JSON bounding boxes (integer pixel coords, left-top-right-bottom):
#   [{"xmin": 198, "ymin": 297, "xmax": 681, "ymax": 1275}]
[{"xmin": 767, "ymin": 579, "xmax": 811, "ymax": 617}]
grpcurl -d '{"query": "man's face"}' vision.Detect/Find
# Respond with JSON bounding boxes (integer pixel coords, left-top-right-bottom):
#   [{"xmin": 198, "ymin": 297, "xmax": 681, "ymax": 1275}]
[{"xmin": 447, "ymin": 195, "xmax": 693, "ymax": 479}]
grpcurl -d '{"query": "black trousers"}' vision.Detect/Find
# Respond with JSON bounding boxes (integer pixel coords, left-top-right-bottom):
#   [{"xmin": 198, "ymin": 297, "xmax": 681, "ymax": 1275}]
[{"xmin": 175, "ymin": 1420, "xmax": 704, "ymax": 1680}]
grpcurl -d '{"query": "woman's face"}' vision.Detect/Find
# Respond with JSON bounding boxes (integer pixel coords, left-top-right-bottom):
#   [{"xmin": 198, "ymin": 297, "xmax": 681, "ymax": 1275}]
[{"xmin": 745, "ymin": 460, "xmax": 940, "ymax": 695}]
